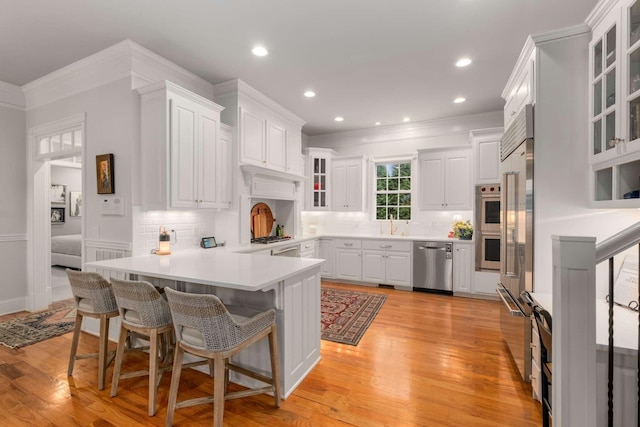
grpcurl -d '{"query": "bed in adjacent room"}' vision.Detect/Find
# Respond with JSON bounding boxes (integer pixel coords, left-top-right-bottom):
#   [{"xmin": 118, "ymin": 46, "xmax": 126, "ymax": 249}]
[{"xmin": 51, "ymin": 234, "xmax": 81, "ymax": 269}]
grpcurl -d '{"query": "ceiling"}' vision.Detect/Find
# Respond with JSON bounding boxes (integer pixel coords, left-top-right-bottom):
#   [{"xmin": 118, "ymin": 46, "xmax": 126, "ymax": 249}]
[{"xmin": 0, "ymin": 0, "xmax": 598, "ymax": 135}]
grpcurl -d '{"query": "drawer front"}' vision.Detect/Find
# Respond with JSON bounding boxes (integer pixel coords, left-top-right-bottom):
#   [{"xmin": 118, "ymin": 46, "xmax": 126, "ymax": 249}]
[
  {"xmin": 531, "ymin": 358, "xmax": 541, "ymax": 402},
  {"xmin": 362, "ymin": 239, "xmax": 411, "ymax": 252},
  {"xmin": 334, "ymin": 238, "xmax": 361, "ymax": 249},
  {"xmin": 300, "ymin": 241, "xmax": 316, "ymax": 252},
  {"xmin": 531, "ymin": 320, "xmax": 541, "ymax": 365}
]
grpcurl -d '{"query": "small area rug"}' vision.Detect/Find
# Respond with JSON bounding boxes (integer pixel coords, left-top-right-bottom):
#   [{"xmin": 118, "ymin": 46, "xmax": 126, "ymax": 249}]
[
  {"xmin": 321, "ymin": 287, "xmax": 386, "ymax": 346},
  {"xmin": 0, "ymin": 304, "xmax": 76, "ymax": 349}
]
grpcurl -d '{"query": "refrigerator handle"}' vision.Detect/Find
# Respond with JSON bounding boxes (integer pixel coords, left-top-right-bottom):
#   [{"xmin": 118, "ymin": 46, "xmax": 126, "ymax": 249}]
[{"xmin": 502, "ymin": 171, "xmax": 518, "ymax": 278}]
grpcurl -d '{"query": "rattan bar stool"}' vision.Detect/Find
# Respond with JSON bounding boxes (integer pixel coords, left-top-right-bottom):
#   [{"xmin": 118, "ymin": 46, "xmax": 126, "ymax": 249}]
[
  {"xmin": 66, "ymin": 269, "xmax": 119, "ymax": 391},
  {"xmin": 110, "ymin": 278, "xmax": 174, "ymax": 416},
  {"xmin": 164, "ymin": 287, "xmax": 281, "ymax": 427}
]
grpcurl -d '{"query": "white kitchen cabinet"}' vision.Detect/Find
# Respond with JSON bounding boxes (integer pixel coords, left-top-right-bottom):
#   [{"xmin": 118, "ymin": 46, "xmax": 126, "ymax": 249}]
[
  {"xmin": 362, "ymin": 239, "xmax": 411, "ymax": 288},
  {"xmin": 418, "ymin": 147, "xmax": 472, "ymax": 211},
  {"xmin": 470, "ymin": 128, "xmax": 503, "ymax": 184},
  {"xmin": 305, "ymin": 148, "xmax": 336, "ymax": 210},
  {"xmin": 299, "ymin": 240, "xmax": 317, "ymax": 258},
  {"xmin": 503, "ymin": 60, "xmax": 534, "ymax": 131},
  {"xmin": 531, "ymin": 317, "xmax": 542, "ymax": 401},
  {"xmin": 588, "ymin": 0, "xmax": 640, "ymax": 206},
  {"xmin": 332, "ymin": 156, "xmax": 366, "ymax": 211},
  {"xmin": 334, "ymin": 238, "xmax": 362, "ymax": 281},
  {"xmin": 452, "ymin": 242, "xmax": 472, "ymax": 293},
  {"xmin": 213, "ymin": 79, "xmax": 306, "ymax": 178},
  {"xmin": 138, "ymin": 80, "xmax": 227, "ymax": 211},
  {"xmin": 318, "ymin": 238, "xmax": 334, "ymax": 278}
]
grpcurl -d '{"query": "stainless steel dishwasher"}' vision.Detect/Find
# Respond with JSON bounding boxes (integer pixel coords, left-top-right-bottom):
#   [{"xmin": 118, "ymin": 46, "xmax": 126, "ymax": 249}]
[{"xmin": 413, "ymin": 241, "xmax": 453, "ymax": 293}]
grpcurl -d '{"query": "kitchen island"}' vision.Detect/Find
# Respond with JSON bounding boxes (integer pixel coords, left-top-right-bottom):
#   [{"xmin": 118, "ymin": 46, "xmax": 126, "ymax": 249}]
[{"xmin": 85, "ymin": 249, "xmax": 324, "ymax": 398}]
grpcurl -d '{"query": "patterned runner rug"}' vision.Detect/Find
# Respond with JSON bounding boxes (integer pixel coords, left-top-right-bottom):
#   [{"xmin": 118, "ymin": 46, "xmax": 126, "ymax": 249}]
[
  {"xmin": 0, "ymin": 304, "xmax": 76, "ymax": 349},
  {"xmin": 321, "ymin": 287, "xmax": 386, "ymax": 346}
]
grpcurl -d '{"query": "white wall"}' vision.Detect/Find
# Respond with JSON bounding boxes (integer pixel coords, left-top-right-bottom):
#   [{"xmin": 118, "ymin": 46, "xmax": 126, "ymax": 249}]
[
  {"xmin": 50, "ymin": 165, "xmax": 81, "ymax": 236},
  {"xmin": 0, "ymin": 102, "xmax": 27, "ymax": 310}
]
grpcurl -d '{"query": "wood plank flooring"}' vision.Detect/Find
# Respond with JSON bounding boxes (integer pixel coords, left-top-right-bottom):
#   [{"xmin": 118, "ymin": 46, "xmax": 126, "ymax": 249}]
[{"xmin": 0, "ymin": 282, "xmax": 541, "ymax": 426}]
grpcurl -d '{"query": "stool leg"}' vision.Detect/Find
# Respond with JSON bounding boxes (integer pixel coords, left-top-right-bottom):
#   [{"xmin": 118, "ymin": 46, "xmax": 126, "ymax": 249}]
[
  {"xmin": 68, "ymin": 311, "xmax": 83, "ymax": 376},
  {"xmin": 110, "ymin": 324, "xmax": 129, "ymax": 397},
  {"xmin": 148, "ymin": 330, "xmax": 159, "ymax": 416},
  {"xmin": 165, "ymin": 345, "xmax": 184, "ymax": 427},
  {"xmin": 268, "ymin": 325, "xmax": 281, "ymax": 408},
  {"xmin": 213, "ymin": 355, "xmax": 226, "ymax": 427},
  {"xmin": 98, "ymin": 314, "xmax": 110, "ymax": 390}
]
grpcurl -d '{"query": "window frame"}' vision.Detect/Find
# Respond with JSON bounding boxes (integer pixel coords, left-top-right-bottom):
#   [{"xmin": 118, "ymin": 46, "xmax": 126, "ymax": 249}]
[{"xmin": 371, "ymin": 155, "xmax": 416, "ymax": 222}]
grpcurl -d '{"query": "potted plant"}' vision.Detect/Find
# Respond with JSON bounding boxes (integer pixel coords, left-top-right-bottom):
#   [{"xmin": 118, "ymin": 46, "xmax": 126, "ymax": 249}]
[{"xmin": 452, "ymin": 220, "xmax": 473, "ymax": 240}]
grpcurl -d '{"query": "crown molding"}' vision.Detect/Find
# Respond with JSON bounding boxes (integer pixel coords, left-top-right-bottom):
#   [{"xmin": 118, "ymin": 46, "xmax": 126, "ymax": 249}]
[
  {"xmin": 586, "ymin": 0, "xmax": 619, "ymax": 29},
  {"xmin": 502, "ymin": 24, "xmax": 590, "ymax": 100},
  {"xmin": 469, "ymin": 127, "xmax": 504, "ymax": 142},
  {"xmin": 213, "ymin": 79, "xmax": 306, "ymax": 127},
  {"xmin": 21, "ymin": 39, "xmax": 215, "ymax": 110},
  {"xmin": 0, "ymin": 81, "xmax": 25, "ymax": 110}
]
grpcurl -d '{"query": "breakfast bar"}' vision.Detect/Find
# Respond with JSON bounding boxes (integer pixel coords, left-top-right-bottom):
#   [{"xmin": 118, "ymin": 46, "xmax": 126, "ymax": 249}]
[{"xmin": 85, "ymin": 249, "xmax": 324, "ymax": 398}]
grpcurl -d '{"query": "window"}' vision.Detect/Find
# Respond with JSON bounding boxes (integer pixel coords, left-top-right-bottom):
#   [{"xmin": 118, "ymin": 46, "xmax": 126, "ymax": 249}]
[{"xmin": 376, "ymin": 161, "xmax": 411, "ymax": 220}]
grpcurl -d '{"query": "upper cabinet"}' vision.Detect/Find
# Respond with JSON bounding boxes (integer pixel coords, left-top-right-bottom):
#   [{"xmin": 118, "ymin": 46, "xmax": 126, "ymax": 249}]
[
  {"xmin": 214, "ymin": 79, "xmax": 305, "ymax": 179},
  {"xmin": 470, "ymin": 127, "xmax": 503, "ymax": 184},
  {"xmin": 418, "ymin": 147, "xmax": 472, "ymax": 211},
  {"xmin": 503, "ymin": 59, "xmax": 535, "ymax": 131},
  {"xmin": 589, "ymin": 0, "xmax": 640, "ymax": 205},
  {"xmin": 138, "ymin": 81, "xmax": 229, "ymax": 210},
  {"xmin": 304, "ymin": 148, "xmax": 335, "ymax": 210},
  {"xmin": 332, "ymin": 156, "xmax": 367, "ymax": 211}
]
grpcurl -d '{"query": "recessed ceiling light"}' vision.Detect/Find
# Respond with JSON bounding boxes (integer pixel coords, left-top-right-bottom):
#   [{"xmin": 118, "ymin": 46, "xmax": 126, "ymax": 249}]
[
  {"xmin": 403, "ymin": 117, "xmax": 410, "ymax": 122},
  {"xmin": 252, "ymin": 46, "xmax": 268, "ymax": 57},
  {"xmin": 375, "ymin": 122, "xmax": 381, "ymax": 126},
  {"xmin": 304, "ymin": 90, "xmax": 316, "ymax": 98},
  {"xmin": 334, "ymin": 116, "xmax": 344, "ymax": 122},
  {"xmin": 456, "ymin": 58, "xmax": 472, "ymax": 67},
  {"xmin": 454, "ymin": 97, "xmax": 466, "ymax": 103}
]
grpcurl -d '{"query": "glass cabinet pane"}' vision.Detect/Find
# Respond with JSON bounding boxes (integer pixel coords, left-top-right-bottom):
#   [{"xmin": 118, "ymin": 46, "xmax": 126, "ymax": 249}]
[
  {"xmin": 594, "ymin": 79, "xmax": 603, "ymax": 117},
  {"xmin": 594, "ymin": 120, "xmax": 603, "ymax": 155},
  {"xmin": 594, "ymin": 39, "xmax": 603, "ymax": 77},
  {"xmin": 606, "ymin": 26, "xmax": 616, "ymax": 68},
  {"xmin": 320, "ymin": 158, "xmax": 326, "ymax": 173},
  {"xmin": 631, "ymin": 1, "xmax": 640, "ymax": 47},
  {"xmin": 630, "ymin": 48, "xmax": 640, "ymax": 94},
  {"xmin": 313, "ymin": 158, "xmax": 319, "ymax": 174},
  {"xmin": 630, "ymin": 97, "xmax": 640, "ymax": 141},
  {"xmin": 605, "ymin": 112, "xmax": 616, "ymax": 150},
  {"xmin": 606, "ymin": 70, "xmax": 616, "ymax": 107},
  {"xmin": 320, "ymin": 175, "xmax": 325, "ymax": 190}
]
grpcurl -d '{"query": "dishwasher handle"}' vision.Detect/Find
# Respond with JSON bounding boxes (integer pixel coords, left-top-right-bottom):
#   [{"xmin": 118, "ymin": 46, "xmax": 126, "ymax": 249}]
[{"xmin": 417, "ymin": 246, "xmax": 447, "ymax": 250}]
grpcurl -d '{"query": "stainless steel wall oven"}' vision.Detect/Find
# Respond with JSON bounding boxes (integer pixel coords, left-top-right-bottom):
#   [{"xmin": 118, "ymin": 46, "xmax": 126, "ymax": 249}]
[{"xmin": 475, "ymin": 185, "xmax": 501, "ymax": 272}]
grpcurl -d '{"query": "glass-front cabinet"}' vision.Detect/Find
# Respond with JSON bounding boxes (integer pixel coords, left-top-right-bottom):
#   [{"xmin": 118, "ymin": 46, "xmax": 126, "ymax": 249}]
[
  {"xmin": 304, "ymin": 148, "xmax": 335, "ymax": 210},
  {"xmin": 590, "ymin": 0, "xmax": 640, "ymax": 205}
]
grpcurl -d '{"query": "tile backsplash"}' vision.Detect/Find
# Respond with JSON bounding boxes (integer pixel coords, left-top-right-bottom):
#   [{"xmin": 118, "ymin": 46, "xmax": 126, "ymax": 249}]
[{"xmin": 132, "ymin": 207, "xmax": 215, "ymax": 255}]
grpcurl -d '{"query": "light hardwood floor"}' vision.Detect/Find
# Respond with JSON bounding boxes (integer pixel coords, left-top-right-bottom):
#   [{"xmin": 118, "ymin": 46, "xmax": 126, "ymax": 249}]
[{"xmin": 0, "ymin": 282, "xmax": 542, "ymax": 426}]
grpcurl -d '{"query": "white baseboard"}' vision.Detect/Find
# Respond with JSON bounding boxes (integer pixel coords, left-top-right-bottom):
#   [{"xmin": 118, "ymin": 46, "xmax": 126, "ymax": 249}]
[{"xmin": 0, "ymin": 297, "xmax": 27, "ymax": 316}]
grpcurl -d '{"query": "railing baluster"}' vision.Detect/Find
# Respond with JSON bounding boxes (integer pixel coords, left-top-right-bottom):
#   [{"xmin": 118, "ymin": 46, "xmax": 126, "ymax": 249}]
[{"xmin": 608, "ymin": 256, "xmax": 614, "ymax": 427}]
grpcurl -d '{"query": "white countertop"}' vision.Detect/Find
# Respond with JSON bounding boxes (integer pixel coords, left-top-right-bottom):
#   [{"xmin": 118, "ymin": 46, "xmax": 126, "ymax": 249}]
[
  {"xmin": 85, "ymin": 248, "xmax": 324, "ymax": 292},
  {"xmin": 530, "ymin": 292, "xmax": 638, "ymax": 355}
]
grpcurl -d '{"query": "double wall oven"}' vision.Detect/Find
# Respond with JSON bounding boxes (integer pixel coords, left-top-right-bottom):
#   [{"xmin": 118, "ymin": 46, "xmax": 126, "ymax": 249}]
[{"xmin": 475, "ymin": 185, "xmax": 501, "ymax": 271}]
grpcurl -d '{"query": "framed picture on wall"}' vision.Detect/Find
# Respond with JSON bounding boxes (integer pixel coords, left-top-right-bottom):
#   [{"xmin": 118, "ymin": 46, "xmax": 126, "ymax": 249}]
[
  {"xmin": 69, "ymin": 191, "xmax": 82, "ymax": 217},
  {"xmin": 51, "ymin": 207, "xmax": 65, "ymax": 224},
  {"xmin": 51, "ymin": 184, "xmax": 66, "ymax": 203},
  {"xmin": 96, "ymin": 153, "xmax": 114, "ymax": 194}
]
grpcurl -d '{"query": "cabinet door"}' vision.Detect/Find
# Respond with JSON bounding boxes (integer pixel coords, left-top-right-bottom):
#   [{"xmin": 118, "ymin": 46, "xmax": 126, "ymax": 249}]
[
  {"xmin": 286, "ymin": 129, "xmax": 302, "ymax": 174},
  {"xmin": 335, "ymin": 248, "xmax": 362, "ymax": 281},
  {"xmin": 362, "ymin": 251, "xmax": 385, "ymax": 283},
  {"xmin": 267, "ymin": 122, "xmax": 287, "ymax": 172},
  {"xmin": 453, "ymin": 243, "xmax": 472, "ymax": 293},
  {"xmin": 332, "ymin": 161, "xmax": 348, "ymax": 209},
  {"xmin": 310, "ymin": 156, "xmax": 330, "ymax": 210},
  {"xmin": 345, "ymin": 160, "xmax": 363, "ymax": 211},
  {"xmin": 419, "ymin": 155, "xmax": 445, "ymax": 209},
  {"xmin": 444, "ymin": 151, "xmax": 471, "ymax": 210},
  {"xmin": 170, "ymin": 97, "xmax": 199, "ymax": 209},
  {"xmin": 197, "ymin": 110, "xmax": 220, "ymax": 208},
  {"xmin": 385, "ymin": 252, "xmax": 411, "ymax": 287},
  {"xmin": 475, "ymin": 139, "xmax": 500, "ymax": 184},
  {"xmin": 318, "ymin": 239, "xmax": 334, "ymax": 277},
  {"xmin": 240, "ymin": 107, "xmax": 266, "ymax": 166},
  {"xmin": 216, "ymin": 126, "xmax": 233, "ymax": 208}
]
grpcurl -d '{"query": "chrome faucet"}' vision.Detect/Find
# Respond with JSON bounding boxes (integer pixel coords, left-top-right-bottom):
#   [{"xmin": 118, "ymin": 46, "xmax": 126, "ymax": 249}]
[{"xmin": 389, "ymin": 215, "xmax": 397, "ymax": 235}]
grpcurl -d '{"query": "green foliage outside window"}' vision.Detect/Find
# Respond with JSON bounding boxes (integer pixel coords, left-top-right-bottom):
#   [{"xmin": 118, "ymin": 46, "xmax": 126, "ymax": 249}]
[{"xmin": 375, "ymin": 162, "xmax": 411, "ymax": 220}]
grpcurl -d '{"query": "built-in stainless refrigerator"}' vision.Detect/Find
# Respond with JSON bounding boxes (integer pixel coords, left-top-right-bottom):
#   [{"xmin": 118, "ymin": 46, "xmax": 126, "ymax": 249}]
[{"xmin": 496, "ymin": 104, "xmax": 534, "ymax": 382}]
